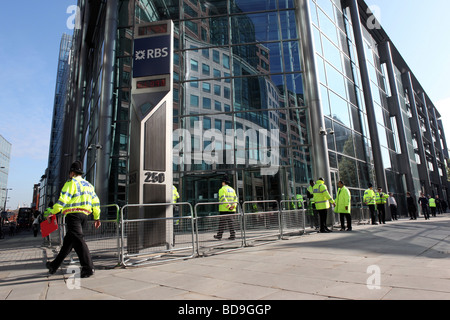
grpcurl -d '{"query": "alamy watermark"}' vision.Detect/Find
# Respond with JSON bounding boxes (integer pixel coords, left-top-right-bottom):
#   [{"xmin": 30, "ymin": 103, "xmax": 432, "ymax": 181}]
[
  {"xmin": 366, "ymin": 5, "xmax": 382, "ymax": 30},
  {"xmin": 66, "ymin": 266, "xmax": 81, "ymax": 290},
  {"xmin": 66, "ymin": 5, "xmax": 81, "ymax": 30},
  {"xmin": 366, "ymin": 265, "xmax": 381, "ymax": 290},
  {"xmin": 173, "ymin": 122, "xmax": 280, "ymax": 176}
]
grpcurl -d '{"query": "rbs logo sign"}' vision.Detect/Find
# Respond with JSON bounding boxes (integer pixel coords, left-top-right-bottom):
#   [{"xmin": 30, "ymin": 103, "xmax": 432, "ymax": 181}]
[{"xmin": 133, "ymin": 35, "xmax": 171, "ymax": 79}]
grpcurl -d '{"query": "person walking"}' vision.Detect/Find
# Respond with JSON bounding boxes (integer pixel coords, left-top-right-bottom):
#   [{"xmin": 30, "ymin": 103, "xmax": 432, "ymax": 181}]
[
  {"xmin": 313, "ymin": 178, "xmax": 334, "ymax": 233},
  {"xmin": 335, "ymin": 181, "xmax": 352, "ymax": 231},
  {"xmin": 214, "ymin": 177, "xmax": 237, "ymax": 240},
  {"xmin": 388, "ymin": 193, "xmax": 398, "ymax": 220},
  {"xmin": 45, "ymin": 161, "xmax": 101, "ymax": 278},
  {"xmin": 364, "ymin": 184, "xmax": 378, "ymax": 225},
  {"xmin": 418, "ymin": 193, "xmax": 430, "ymax": 220},
  {"xmin": 376, "ymin": 187, "xmax": 389, "ymax": 224},
  {"xmin": 406, "ymin": 192, "xmax": 417, "ymax": 220}
]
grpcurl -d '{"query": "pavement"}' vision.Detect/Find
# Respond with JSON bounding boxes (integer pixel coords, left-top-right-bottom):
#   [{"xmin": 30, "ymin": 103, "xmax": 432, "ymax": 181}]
[{"xmin": 0, "ymin": 214, "xmax": 449, "ymax": 302}]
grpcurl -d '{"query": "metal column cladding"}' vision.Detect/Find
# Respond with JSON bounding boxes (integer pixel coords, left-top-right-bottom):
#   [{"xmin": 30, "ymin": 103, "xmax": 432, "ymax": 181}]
[{"xmin": 129, "ymin": 20, "xmax": 174, "ymax": 252}]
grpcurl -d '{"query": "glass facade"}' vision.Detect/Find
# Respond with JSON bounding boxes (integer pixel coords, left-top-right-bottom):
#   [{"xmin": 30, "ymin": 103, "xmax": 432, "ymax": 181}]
[
  {"xmin": 45, "ymin": 34, "xmax": 73, "ymax": 208},
  {"xmin": 0, "ymin": 134, "xmax": 12, "ymax": 209},
  {"xmin": 47, "ymin": 0, "xmax": 449, "ymax": 219}
]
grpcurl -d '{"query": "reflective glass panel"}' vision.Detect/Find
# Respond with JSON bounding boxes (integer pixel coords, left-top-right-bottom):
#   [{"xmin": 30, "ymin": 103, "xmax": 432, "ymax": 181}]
[
  {"xmin": 232, "ymin": 0, "xmax": 277, "ymax": 13},
  {"xmin": 231, "ymin": 12, "xmax": 279, "ymax": 44}
]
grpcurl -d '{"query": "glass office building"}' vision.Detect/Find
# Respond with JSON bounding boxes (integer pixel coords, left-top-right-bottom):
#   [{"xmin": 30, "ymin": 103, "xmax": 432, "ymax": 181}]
[
  {"xmin": 43, "ymin": 34, "xmax": 73, "ymax": 209},
  {"xmin": 51, "ymin": 0, "xmax": 449, "ymax": 218},
  {"xmin": 0, "ymin": 134, "xmax": 12, "ymax": 209}
]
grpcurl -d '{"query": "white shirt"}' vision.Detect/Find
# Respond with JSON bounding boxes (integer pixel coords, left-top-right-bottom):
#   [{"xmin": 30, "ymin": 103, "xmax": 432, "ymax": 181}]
[{"xmin": 388, "ymin": 196, "xmax": 397, "ymax": 207}]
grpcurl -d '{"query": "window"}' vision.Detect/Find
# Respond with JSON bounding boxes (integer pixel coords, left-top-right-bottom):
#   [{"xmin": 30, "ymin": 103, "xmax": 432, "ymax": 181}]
[{"xmin": 203, "ymin": 97, "xmax": 211, "ymax": 109}]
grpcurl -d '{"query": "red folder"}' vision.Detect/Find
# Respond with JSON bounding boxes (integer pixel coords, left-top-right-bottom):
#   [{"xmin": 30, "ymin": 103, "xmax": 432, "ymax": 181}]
[{"xmin": 40, "ymin": 215, "xmax": 58, "ymax": 238}]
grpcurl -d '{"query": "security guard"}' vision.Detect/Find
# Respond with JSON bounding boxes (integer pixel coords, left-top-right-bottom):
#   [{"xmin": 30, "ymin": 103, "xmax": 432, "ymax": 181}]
[
  {"xmin": 335, "ymin": 181, "xmax": 352, "ymax": 231},
  {"xmin": 364, "ymin": 184, "xmax": 378, "ymax": 225},
  {"xmin": 376, "ymin": 187, "xmax": 389, "ymax": 224},
  {"xmin": 429, "ymin": 195, "xmax": 436, "ymax": 217},
  {"xmin": 46, "ymin": 161, "xmax": 101, "ymax": 278},
  {"xmin": 214, "ymin": 177, "xmax": 237, "ymax": 240},
  {"xmin": 313, "ymin": 178, "xmax": 334, "ymax": 233}
]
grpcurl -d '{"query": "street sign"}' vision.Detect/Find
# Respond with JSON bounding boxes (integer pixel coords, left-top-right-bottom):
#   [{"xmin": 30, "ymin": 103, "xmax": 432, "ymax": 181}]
[{"xmin": 129, "ymin": 20, "xmax": 174, "ymax": 253}]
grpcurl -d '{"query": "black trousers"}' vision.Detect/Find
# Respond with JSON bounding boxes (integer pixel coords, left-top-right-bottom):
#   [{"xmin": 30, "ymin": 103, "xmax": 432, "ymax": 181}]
[
  {"xmin": 217, "ymin": 211, "xmax": 236, "ymax": 238},
  {"xmin": 408, "ymin": 206, "xmax": 417, "ymax": 219},
  {"xmin": 377, "ymin": 204, "xmax": 386, "ymax": 224},
  {"xmin": 390, "ymin": 205, "xmax": 398, "ymax": 220},
  {"xmin": 421, "ymin": 206, "xmax": 430, "ymax": 220},
  {"xmin": 430, "ymin": 207, "xmax": 436, "ymax": 217},
  {"xmin": 317, "ymin": 209, "xmax": 329, "ymax": 231},
  {"xmin": 368, "ymin": 205, "xmax": 378, "ymax": 224},
  {"xmin": 49, "ymin": 213, "xmax": 94, "ymax": 272},
  {"xmin": 339, "ymin": 213, "xmax": 352, "ymax": 230}
]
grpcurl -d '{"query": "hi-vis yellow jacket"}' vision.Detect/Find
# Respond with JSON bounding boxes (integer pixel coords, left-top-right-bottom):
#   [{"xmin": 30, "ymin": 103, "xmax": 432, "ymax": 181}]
[
  {"xmin": 312, "ymin": 180, "xmax": 334, "ymax": 210},
  {"xmin": 219, "ymin": 185, "xmax": 238, "ymax": 212},
  {"xmin": 51, "ymin": 176, "xmax": 101, "ymax": 220},
  {"xmin": 173, "ymin": 185, "xmax": 180, "ymax": 203},
  {"xmin": 364, "ymin": 188, "xmax": 376, "ymax": 205},
  {"xmin": 376, "ymin": 192, "xmax": 389, "ymax": 205}
]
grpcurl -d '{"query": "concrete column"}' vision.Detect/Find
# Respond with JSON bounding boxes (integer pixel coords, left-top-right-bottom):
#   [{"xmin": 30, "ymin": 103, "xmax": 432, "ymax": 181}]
[
  {"xmin": 346, "ymin": 0, "xmax": 387, "ymax": 193},
  {"xmin": 421, "ymin": 93, "xmax": 441, "ymax": 195},
  {"xmin": 293, "ymin": 0, "xmax": 332, "ymax": 188},
  {"xmin": 378, "ymin": 41, "xmax": 415, "ymax": 195},
  {"xmin": 402, "ymin": 72, "xmax": 431, "ymax": 196},
  {"xmin": 96, "ymin": 0, "xmax": 118, "ymax": 205}
]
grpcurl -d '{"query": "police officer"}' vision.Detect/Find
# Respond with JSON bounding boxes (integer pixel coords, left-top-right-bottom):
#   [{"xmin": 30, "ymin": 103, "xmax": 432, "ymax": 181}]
[
  {"xmin": 214, "ymin": 177, "xmax": 237, "ymax": 240},
  {"xmin": 46, "ymin": 161, "xmax": 101, "ymax": 278},
  {"xmin": 313, "ymin": 178, "xmax": 334, "ymax": 233},
  {"xmin": 335, "ymin": 181, "xmax": 352, "ymax": 231},
  {"xmin": 376, "ymin": 187, "xmax": 389, "ymax": 224},
  {"xmin": 364, "ymin": 184, "xmax": 377, "ymax": 225}
]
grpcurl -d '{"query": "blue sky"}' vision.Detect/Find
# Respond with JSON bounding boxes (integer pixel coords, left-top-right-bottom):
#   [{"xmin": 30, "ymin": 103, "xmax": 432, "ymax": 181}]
[{"xmin": 0, "ymin": 1, "xmax": 449, "ymax": 209}]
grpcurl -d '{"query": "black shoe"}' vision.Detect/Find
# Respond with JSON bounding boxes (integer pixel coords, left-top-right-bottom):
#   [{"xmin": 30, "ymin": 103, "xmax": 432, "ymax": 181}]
[
  {"xmin": 46, "ymin": 262, "xmax": 57, "ymax": 275},
  {"xmin": 228, "ymin": 236, "xmax": 236, "ymax": 240},
  {"xmin": 347, "ymin": 228, "xmax": 352, "ymax": 231},
  {"xmin": 81, "ymin": 269, "xmax": 95, "ymax": 278},
  {"xmin": 214, "ymin": 235, "xmax": 222, "ymax": 240}
]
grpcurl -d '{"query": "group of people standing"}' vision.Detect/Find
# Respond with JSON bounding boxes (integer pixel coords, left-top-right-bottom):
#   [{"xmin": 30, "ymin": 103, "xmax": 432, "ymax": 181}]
[
  {"xmin": 407, "ymin": 192, "xmax": 447, "ymax": 220},
  {"xmin": 304, "ymin": 179, "xmax": 448, "ymax": 234},
  {"xmin": 306, "ymin": 178, "xmax": 352, "ymax": 233}
]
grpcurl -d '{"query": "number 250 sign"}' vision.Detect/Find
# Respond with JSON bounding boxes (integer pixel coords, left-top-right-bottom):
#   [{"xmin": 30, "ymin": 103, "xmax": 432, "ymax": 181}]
[{"xmin": 144, "ymin": 172, "xmax": 165, "ymax": 184}]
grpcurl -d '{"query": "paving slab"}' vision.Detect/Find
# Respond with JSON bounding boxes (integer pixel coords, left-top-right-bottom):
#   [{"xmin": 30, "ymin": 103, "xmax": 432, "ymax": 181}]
[{"xmin": 0, "ymin": 215, "xmax": 449, "ymax": 302}]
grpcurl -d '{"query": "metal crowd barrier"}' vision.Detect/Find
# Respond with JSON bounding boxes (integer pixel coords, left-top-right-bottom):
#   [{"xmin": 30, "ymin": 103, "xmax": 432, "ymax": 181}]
[
  {"xmin": 242, "ymin": 200, "xmax": 281, "ymax": 246},
  {"xmin": 194, "ymin": 201, "xmax": 244, "ymax": 256},
  {"xmin": 48, "ymin": 200, "xmax": 379, "ymax": 269},
  {"xmin": 61, "ymin": 204, "xmax": 121, "ymax": 268},
  {"xmin": 279, "ymin": 200, "xmax": 306, "ymax": 237},
  {"xmin": 120, "ymin": 202, "xmax": 195, "ymax": 267}
]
